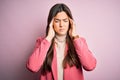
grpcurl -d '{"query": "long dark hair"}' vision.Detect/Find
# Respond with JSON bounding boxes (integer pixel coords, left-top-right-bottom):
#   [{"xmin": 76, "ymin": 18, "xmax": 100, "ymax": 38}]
[{"xmin": 41, "ymin": 3, "xmax": 81, "ymax": 75}]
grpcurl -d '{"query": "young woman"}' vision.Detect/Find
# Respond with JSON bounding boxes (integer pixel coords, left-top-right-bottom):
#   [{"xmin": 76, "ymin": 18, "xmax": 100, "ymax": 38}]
[{"xmin": 27, "ymin": 3, "xmax": 97, "ymax": 80}]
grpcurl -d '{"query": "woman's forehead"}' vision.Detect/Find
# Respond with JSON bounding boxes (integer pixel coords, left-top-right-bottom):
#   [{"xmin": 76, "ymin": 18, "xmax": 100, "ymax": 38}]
[{"xmin": 55, "ymin": 11, "xmax": 69, "ymax": 19}]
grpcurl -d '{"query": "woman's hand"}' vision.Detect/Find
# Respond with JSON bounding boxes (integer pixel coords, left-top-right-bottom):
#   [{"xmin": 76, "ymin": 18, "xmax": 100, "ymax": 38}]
[
  {"xmin": 69, "ymin": 18, "xmax": 78, "ymax": 39},
  {"xmin": 46, "ymin": 18, "xmax": 55, "ymax": 42}
]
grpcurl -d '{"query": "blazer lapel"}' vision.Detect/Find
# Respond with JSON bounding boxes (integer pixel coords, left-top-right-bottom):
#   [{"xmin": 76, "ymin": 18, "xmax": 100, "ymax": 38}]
[{"xmin": 51, "ymin": 47, "xmax": 58, "ymax": 80}]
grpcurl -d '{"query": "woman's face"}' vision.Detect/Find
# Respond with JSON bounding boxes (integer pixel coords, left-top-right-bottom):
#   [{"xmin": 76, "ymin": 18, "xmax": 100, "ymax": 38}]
[{"xmin": 53, "ymin": 11, "xmax": 69, "ymax": 36}]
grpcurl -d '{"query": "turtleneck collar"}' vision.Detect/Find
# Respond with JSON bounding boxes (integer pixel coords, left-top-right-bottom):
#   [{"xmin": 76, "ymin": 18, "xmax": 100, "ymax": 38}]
[{"xmin": 55, "ymin": 34, "xmax": 66, "ymax": 43}]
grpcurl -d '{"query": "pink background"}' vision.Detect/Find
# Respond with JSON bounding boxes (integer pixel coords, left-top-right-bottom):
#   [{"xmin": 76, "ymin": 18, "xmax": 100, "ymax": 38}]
[{"xmin": 0, "ymin": 0, "xmax": 120, "ymax": 80}]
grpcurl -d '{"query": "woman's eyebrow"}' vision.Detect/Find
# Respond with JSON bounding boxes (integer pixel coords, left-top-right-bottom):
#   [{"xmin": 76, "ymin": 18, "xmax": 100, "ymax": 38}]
[
  {"xmin": 54, "ymin": 18, "xmax": 68, "ymax": 21},
  {"xmin": 63, "ymin": 18, "xmax": 68, "ymax": 20},
  {"xmin": 54, "ymin": 18, "xmax": 60, "ymax": 21}
]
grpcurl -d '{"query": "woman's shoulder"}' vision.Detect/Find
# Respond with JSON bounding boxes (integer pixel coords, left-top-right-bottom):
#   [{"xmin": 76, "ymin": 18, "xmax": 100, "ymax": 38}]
[
  {"xmin": 35, "ymin": 36, "xmax": 46, "ymax": 42},
  {"xmin": 74, "ymin": 36, "xmax": 86, "ymax": 42},
  {"xmin": 36, "ymin": 36, "xmax": 45, "ymax": 40}
]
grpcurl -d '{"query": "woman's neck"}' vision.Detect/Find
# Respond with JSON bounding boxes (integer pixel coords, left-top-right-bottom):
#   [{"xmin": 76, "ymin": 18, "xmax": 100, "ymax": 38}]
[{"xmin": 55, "ymin": 34, "xmax": 66, "ymax": 43}]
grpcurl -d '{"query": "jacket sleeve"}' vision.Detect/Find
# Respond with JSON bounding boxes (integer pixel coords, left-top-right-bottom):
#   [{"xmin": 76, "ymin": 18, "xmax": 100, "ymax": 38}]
[
  {"xmin": 26, "ymin": 37, "xmax": 51, "ymax": 72},
  {"xmin": 73, "ymin": 37, "xmax": 97, "ymax": 71}
]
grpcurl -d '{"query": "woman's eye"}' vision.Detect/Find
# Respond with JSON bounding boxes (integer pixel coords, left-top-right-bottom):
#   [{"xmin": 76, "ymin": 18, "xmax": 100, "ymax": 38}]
[
  {"xmin": 64, "ymin": 20, "xmax": 68, "ymax": 22},
  {"xmin": 63, "ymin": 19, "xmax": 69, "ymax": 22},
  {"xmin": 55, "ymin": 20, "xmax": 59, "ymax": 23}
]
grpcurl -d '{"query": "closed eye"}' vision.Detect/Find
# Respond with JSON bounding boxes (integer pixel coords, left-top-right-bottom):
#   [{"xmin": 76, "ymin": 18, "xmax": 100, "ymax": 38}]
[
  {"xmin": 63, "ymin": 20, "xmax": 68, "ymax": 22},
  {"xmin": 63, "ymin": 19, "xmax": 69, "ymax": 22},
  {"xmin": 54, "ymin": 19, "xmax": 60, "ymax": 23}
]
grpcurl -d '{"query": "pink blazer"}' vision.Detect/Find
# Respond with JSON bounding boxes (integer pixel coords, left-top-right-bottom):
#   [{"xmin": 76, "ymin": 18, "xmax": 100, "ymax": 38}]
[{"xmin": 27, "ymin": 37, "xmax": 97, "ymax": 80}]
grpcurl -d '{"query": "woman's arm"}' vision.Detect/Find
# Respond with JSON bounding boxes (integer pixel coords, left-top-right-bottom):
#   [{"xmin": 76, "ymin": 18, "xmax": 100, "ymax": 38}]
[
  {"xmin": 26, "ymin": 37, "xmax": 51, "ymax": 72},
  {"xmin": 73, "ymin": 37, "xmax": 97, "ymax": 71}
]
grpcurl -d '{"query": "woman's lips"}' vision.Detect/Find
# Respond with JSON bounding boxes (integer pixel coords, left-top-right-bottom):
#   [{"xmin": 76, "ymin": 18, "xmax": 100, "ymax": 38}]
[{"xmin": 59, "ymin": 29, "xmax": 65, "ymax": 31}]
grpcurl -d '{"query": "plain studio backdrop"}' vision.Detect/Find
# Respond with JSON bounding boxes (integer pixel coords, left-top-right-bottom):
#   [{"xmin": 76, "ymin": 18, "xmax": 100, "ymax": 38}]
[{"xmin": 0, "ymin": 0, "xmax": 120, "ymax": 80}]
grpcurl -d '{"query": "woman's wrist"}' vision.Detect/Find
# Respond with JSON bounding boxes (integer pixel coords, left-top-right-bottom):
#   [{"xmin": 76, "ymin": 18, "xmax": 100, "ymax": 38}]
[{"xmin": 45, "ymin": 36, "xmax": 53, "ymax": 42}]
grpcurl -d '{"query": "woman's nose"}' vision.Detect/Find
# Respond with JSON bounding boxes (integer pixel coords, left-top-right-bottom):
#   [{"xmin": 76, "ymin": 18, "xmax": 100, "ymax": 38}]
[{"xmin": 60, "ymin": 21, "xmax": 64, "ymax": 27}]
